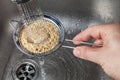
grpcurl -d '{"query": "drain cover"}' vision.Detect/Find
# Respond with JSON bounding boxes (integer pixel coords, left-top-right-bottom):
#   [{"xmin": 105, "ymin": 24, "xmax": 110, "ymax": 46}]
[
  {"xmin": 13, "ymin": 59, "xmax": 39, "ymax": 80},
  {"xmin": 16, "ymin": 63, "xmax": 36, "ymax": 80}
]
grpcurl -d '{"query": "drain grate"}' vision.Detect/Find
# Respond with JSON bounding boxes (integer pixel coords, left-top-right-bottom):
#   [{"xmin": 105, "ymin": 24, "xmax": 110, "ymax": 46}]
[
  {"xmin": 13, "ymin": 59, "xmax": 39, "ymax": 80},
  {"xmin": 16, "ymin": 63, "xmax": 36, "ymax": 80}
]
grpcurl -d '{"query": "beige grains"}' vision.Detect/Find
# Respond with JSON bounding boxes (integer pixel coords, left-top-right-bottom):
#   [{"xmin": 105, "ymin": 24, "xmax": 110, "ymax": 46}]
[{"xmin": 19, "ymin": 19, "xmax": 60, "ymax": 53}]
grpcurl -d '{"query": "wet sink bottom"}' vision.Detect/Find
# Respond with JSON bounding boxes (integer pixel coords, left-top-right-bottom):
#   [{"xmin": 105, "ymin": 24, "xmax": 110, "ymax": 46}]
[
  {"xmin": 2, "ymin": 14, "xmax": 114, "ymax": 80},
  {"xmin": 1, "ymin": 0, "xmax": 119, "ymax": 80}
]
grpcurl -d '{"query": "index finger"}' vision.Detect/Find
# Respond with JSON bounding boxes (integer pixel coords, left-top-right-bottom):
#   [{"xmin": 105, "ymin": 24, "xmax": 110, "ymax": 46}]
[{"xmin": 73, "ymin": 26, "xmax": 102, "ymax": 44}]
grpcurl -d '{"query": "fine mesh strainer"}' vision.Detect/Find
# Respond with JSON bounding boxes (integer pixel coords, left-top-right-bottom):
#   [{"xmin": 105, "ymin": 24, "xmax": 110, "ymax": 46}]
[
  {"xmin": 10, "ymin": 15, "xmax": 65, "ymax": 57},
  {"xmin": 10, "ymin": 0, "xmax": 102, "ymax": 57},
  {"xmin": 10, "ymin": 0, "xmax": 66, "ymax": 56},
  {"xmin": 10, "ymin": 15, "xmax": 102, "ymax": 57}
]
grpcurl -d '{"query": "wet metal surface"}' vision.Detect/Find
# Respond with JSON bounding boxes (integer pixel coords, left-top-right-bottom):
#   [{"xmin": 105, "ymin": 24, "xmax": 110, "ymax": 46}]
[{"xmin": 0, "ymin": 0, "xmax": 120, "ymax": 80}]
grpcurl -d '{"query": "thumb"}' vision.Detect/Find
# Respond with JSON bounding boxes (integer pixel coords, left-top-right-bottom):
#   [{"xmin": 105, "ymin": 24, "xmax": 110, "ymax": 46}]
[{"xmin": 73, "ymin": 46, "xmax": 102, "ymax": 64}]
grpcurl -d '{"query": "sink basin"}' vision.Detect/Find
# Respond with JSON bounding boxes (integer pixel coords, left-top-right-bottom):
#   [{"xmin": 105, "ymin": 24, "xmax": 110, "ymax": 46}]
[{"xmin": 0, "ymin": 0, "xmax": 120, "ymax": 80}]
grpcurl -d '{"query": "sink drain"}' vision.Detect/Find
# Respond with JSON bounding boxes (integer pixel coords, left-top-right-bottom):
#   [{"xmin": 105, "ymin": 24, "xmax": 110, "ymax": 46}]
[
  {"xmin": 12, "ymin": 59, "xmax": 39, "ymax": 80},
  {"xmin": 16, "ymin": 63, "xmax": 36, "ymax": 80}
]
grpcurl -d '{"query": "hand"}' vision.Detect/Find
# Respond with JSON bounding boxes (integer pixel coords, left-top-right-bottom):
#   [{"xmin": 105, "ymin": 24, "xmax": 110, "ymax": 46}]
[{"xmin": 73, "ymin": 23, "xmax": 120, "ymax": 80}]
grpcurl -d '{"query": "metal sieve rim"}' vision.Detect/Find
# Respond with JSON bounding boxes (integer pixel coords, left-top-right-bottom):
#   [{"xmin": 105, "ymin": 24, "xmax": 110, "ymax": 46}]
[{"xmin": 13, "ymin": 14, "xmax": 65, "ymax": 57}]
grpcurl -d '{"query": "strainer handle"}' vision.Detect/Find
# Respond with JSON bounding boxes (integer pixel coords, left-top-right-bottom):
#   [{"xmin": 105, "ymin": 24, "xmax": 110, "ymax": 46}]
[
  {"xmin": 9, "ymin": 20, "xmax": 19, "ymax": 30},
  {"xmin": 62, "ymin": 39, "xmax": 102, "ymax": 49}
]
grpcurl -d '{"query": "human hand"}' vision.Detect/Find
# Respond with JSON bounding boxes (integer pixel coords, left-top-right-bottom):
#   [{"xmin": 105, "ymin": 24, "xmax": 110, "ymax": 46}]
[{"xmin": 73, "ymin": 23, "xmax": 120, "ymax": 80}]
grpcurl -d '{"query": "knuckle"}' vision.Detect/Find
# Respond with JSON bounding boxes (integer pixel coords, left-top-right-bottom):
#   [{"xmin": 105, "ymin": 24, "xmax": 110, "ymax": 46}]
[
  {"xmin": 87, "ymin": 27, "xmax": 93, "ymax": 31},
  {"xmin": 88, "ymin": 26, "xmax": 96, "ymax": 30}
]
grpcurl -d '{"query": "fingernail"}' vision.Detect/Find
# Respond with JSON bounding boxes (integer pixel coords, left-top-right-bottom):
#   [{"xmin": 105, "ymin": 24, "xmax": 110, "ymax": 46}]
[
  {"xmin": 73, "ymin": 48, "xmax": 80, "ymax": 57},
  {"xmin": 73, "ymin": 40, "xmax": 80, "ymax": 45}
]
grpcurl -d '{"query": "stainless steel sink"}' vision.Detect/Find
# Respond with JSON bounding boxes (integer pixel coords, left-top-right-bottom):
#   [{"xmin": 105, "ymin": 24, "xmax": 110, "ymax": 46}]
[{"xmin": 0, "ymin": 0, "xmax": 120, "ymax": 80}]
